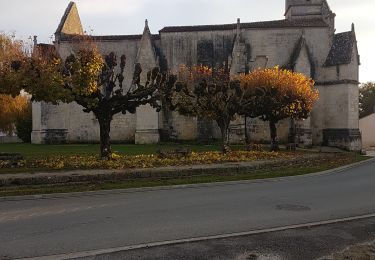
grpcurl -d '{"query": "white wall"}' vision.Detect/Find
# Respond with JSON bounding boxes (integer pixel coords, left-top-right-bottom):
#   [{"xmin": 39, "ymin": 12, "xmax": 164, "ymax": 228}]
[{"xmin": 360, "ymin": 113, "xmax": 375, "ymax": 149}]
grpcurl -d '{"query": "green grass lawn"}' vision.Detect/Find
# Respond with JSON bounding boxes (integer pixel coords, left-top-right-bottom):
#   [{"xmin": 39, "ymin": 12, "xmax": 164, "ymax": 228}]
[{"xmin": 0, "ymin": 143, "xmax": 226, "ymax": 159}]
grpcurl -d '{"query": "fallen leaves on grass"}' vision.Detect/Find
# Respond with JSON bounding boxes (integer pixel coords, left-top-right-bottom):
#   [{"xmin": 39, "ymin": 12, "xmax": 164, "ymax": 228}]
[{"xmin": 10, "ymin": 151, "xmax": 297, "ymax": 170}]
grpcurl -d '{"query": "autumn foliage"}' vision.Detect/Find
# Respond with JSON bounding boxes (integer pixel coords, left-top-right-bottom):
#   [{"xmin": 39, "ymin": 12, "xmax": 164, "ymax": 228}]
[
  {"xmin": 1, "ymin": 150, "xmax": 288, "ymax": 170},
  {"xmin": 239, "ymin": 67, "xmax": 319, "ymax": 150},
  {"xmin": 359, "ymin": 82, "xmax": 375, "ymax": 118},
  {"xmin": 171, "ymin": 65, "xmax": 243, "ymax": 152},
  {"xmin": 0, "ymin": 94, "xmax": 30, "ymax": 135},
  {"xmin": 0, "ymin": 34, "xmax": 176, "ymax": 158}
]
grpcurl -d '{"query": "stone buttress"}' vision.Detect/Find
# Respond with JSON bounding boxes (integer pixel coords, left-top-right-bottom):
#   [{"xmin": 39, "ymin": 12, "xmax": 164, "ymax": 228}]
[
  {"xmin": 134, "ymin": 20, "xmax": 160, "ymax": 144},
  {"xmin": 32, "ymin": 0, "xmax": 362, "ymax": 151}
]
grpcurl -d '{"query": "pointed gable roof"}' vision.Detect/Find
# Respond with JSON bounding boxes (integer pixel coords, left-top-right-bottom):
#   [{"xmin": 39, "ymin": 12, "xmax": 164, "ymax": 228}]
[
  {"xmin": 136, "ymin": 20, "xmax": 159, "ymax": 83},
  {"xmin": 325, "ymin": 28, "xmax": 358, "ymax": 67},
  {"xmin": 136, "ymin": 19, "xmax": 157, "ymax": 66},
  {"xmin": 55, "ymin": 2, "xmax": 84, "ymax": 38},
  {"xmin": 285, "ymin": 34, "xmax": 315, "ymax": 77}
]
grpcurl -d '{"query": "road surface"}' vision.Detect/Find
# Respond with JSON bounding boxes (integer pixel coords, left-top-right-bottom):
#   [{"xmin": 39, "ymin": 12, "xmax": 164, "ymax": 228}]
[{"xmin": 1, "ymin": 160, "xmax": 375, "ymax": 259}]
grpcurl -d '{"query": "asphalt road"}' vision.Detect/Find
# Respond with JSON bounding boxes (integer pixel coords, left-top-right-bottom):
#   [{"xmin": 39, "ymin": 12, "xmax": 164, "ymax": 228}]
[
  {"xmin": 76, "ymin": 217, "xmax": 375, "ymax": 260},
  {"xmin": 1, "ymin": 160, "xmax": 375, "ymax": 259}
]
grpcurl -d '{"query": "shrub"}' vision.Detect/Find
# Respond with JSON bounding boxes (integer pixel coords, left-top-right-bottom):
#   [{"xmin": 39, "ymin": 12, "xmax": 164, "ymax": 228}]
[{"xmin": 15, "ymin": 104, "xmax": 32, "ymax": 143}]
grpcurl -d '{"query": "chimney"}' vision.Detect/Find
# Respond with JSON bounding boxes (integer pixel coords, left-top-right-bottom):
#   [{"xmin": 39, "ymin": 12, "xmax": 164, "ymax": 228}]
[{"xmin": 33, "ymin": 36, "xmax": 38, "ymax": 46}]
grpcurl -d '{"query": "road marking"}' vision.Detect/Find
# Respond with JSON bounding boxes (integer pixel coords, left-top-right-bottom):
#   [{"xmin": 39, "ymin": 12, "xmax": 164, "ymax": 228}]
[{"xmin": 20, "ymin": 212, "xmax": 375, "ymax": 260}]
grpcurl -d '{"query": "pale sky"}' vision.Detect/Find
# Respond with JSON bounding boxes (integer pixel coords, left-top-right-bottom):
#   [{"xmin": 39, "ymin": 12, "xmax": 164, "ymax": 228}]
[{"xmin": 0, "ymin": 0, "xmax": 374, "ymax": 82}]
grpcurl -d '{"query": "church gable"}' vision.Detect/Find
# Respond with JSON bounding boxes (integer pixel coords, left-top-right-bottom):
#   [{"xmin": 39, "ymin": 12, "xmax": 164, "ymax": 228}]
[
  {"xmin": 286, "ymin": 35, "xmax": 315, "ymax": 78},
  {"xmin": 55, "ymin": 2, "xmax": 84, "ymax": 40}
]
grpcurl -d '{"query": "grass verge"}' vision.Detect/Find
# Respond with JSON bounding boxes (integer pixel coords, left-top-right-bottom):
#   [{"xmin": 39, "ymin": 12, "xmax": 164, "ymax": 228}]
[
  {"xmin": 0, "ymin": 143, "xmax": 226, "ymax": 159},
  {"xmin": 0, "ymin": 154, "xmax": 368, "ymax": 197}
]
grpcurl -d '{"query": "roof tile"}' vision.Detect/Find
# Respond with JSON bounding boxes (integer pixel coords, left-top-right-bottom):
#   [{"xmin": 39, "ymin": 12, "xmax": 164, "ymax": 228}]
[
  {"xmin": 159, "ymin": 18, "xmax": 328, "ymax": 33},
  {"xmin": 325, "ymin": 31, "xmax": 355, "ymax": 66}
]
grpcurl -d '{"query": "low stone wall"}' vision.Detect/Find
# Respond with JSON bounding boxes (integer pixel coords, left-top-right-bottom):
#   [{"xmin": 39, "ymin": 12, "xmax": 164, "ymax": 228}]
[
  {"xmin": 0, "ymin": 136, "xmax": 22, "ymax": 144},
  {"xmin": 323, "ymin": 129, "xmax": 362, "ymax": 151}
]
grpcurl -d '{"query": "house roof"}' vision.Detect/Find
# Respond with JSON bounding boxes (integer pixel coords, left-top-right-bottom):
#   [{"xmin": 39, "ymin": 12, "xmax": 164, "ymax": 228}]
[
  {"xmin": 159, "ymin": 18, "xmax": 328, "ymax": 33},
  {"xmin": 325, "ymin": 31, "xmax": 356, "ymax": 66}
]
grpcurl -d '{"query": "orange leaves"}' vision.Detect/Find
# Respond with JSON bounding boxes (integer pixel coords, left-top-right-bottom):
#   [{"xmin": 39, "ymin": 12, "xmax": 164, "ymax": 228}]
[
  {"xmin": 174, "ymin": 65, "xmax": 240, "ymax": 120},
  {"xmin": 0, "ymin": 34, "xmax": 27, "ymax": 97},
  {"xmin": 0, "ymin": 34, "xmax": 105, "ymax": 105},
  {"xmin": 239, "ymin": 66, "xmax": 319, "ymax": 122},
  {"xmin": 0, "ymin": 94, "xmax": 30, "ymax": 134}
]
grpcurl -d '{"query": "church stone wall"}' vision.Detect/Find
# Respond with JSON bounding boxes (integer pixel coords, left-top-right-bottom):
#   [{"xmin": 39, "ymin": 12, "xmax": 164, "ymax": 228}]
[
  {"xmin": 246, "ymin": 118, "xmax": 290, "ymax": 144},
  {"xmin": 51, "ymin": 39, "xmax": 142, "ymax": 143},
  {"xmin": 310, "ymin": 84, "xmax": 326, "ymax": 144},
  {"xmin": 31, "ymin": 0, "xmax": 361, "ymax": 150},
  {"xmin": 160, "ymin": 30, "xmax": 235, "ymax": 72},
  {"xmin": 169, "ymin": 112, "xmax": 198, "ymax": 140}
]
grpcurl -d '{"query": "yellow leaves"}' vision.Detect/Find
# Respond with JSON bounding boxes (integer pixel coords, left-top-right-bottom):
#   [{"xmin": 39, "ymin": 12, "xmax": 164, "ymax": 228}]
[
  {"xmin": 0, "ymin": 94, "xmax": 30, "ymax": 134},
  {"xmin": 13, "ymin": 151, "xmax": 296, "ymax": 171},
  {"xmin": 239, "ymin": 66, "xmax": 319, "ymax": 121},
  {"xmin": 69, "ymin": 48, "xmax": 104, "ymax": 96},
  {"xmin": 1, "ymin": 33, "xmax": 105, "ymax": 105},
  {"xmin": 111, "ymin": 152, "xmax": 121, "ymax": 160}
]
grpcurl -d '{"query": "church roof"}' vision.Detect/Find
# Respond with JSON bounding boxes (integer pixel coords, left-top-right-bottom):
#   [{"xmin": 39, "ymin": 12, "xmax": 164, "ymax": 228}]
[
  {"xmin": 159, "ymin": 18, "xmax": 328, "ymax": 33},
  {"xmin": 55, "ymin": 1, "xmax": 84, "ymax": 38},
  {"xmin": 55, "ymin": 2, "xmax": 74, "ymax": 34},
  {"xmin": 325, "ymin": 31, "xmax": 356, "ymax": 66},
  {"xmin": 59, "ymin": 34, "xmax": 160, "ymax": 42}
]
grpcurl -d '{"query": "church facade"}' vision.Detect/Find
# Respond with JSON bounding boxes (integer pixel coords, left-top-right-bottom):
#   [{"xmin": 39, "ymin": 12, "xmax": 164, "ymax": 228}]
[{"xmin": 31, "ymin": 0, "xmax": 362, "ymax": 150}]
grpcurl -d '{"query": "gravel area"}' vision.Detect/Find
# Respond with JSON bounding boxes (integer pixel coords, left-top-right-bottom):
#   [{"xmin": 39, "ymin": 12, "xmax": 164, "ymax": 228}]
[
  {"xmin": 77, "ymin": 217, "xmax": 375, "ymax": 260},
  {"xmin": 320, "ymin": 240, "xmax": 375, "ymax": 260}
]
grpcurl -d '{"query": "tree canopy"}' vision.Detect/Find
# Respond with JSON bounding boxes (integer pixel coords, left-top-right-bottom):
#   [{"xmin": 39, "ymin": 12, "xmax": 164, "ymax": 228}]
[
  {"xmin": 170, "ymin": 65, "xmax": 243, "ymax": 152},
  {"xmin": 359, "ymin": 82, "xmax": 375, "ymax": 118},
  {"xmin": 239, "ymin": 67, "xmax": 318, "ymax": 150},
  {"xmin": 0, "ymin": 94, "xmax": 29, "ymax": 135}
]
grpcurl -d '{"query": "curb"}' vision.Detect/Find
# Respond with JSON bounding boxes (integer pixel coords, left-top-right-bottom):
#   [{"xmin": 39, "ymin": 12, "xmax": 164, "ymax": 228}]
[
  {"xmin": 20, "ymin": 212, "xmax": 375, "ymax": 260},
  {"xmin": 1, "ymin": 157, "xmax": 374, "ymax": 202}
]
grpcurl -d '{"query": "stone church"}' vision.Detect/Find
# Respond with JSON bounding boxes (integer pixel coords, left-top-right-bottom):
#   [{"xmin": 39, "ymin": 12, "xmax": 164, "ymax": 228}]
[{"xmin": 31, "ymin": 0, "xmax": 362, "ymax": 150}]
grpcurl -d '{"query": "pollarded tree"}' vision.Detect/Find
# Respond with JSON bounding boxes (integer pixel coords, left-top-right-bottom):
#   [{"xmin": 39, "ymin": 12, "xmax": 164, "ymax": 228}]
[
  {"xmin": 239, "ymin": 67, "xmax": 318, "ymax": 151},
  {"xmin": 0, "ymin": 35, "xmax": 176, "ymax": 158},
  {"xmin": 359, "ymin": 82, "xmax": 375, "ymax": 118},
  {"xmin": 169, "ymin": 65, "xmax": 243, "ymax": 153}
]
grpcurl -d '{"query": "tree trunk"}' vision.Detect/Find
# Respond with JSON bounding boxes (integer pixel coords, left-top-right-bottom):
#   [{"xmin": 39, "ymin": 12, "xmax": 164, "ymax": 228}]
[
  {"xmin": 269, "ymin": 120, "xmax": 279, "ymax": 151},
  {"xmin": 287, "ymin": 118, "xmax": 297, "ymax": 151},
  {"xmin": 218, "ymin": 121, "xmax": 231, "ymax": 153},
  {"xmin": 245, "ymin": 116, "xmax": 254, "ymax": 151},
  {"xmin": 98, "ymin": 115, "xmax": 112, "ymax": 159}
]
